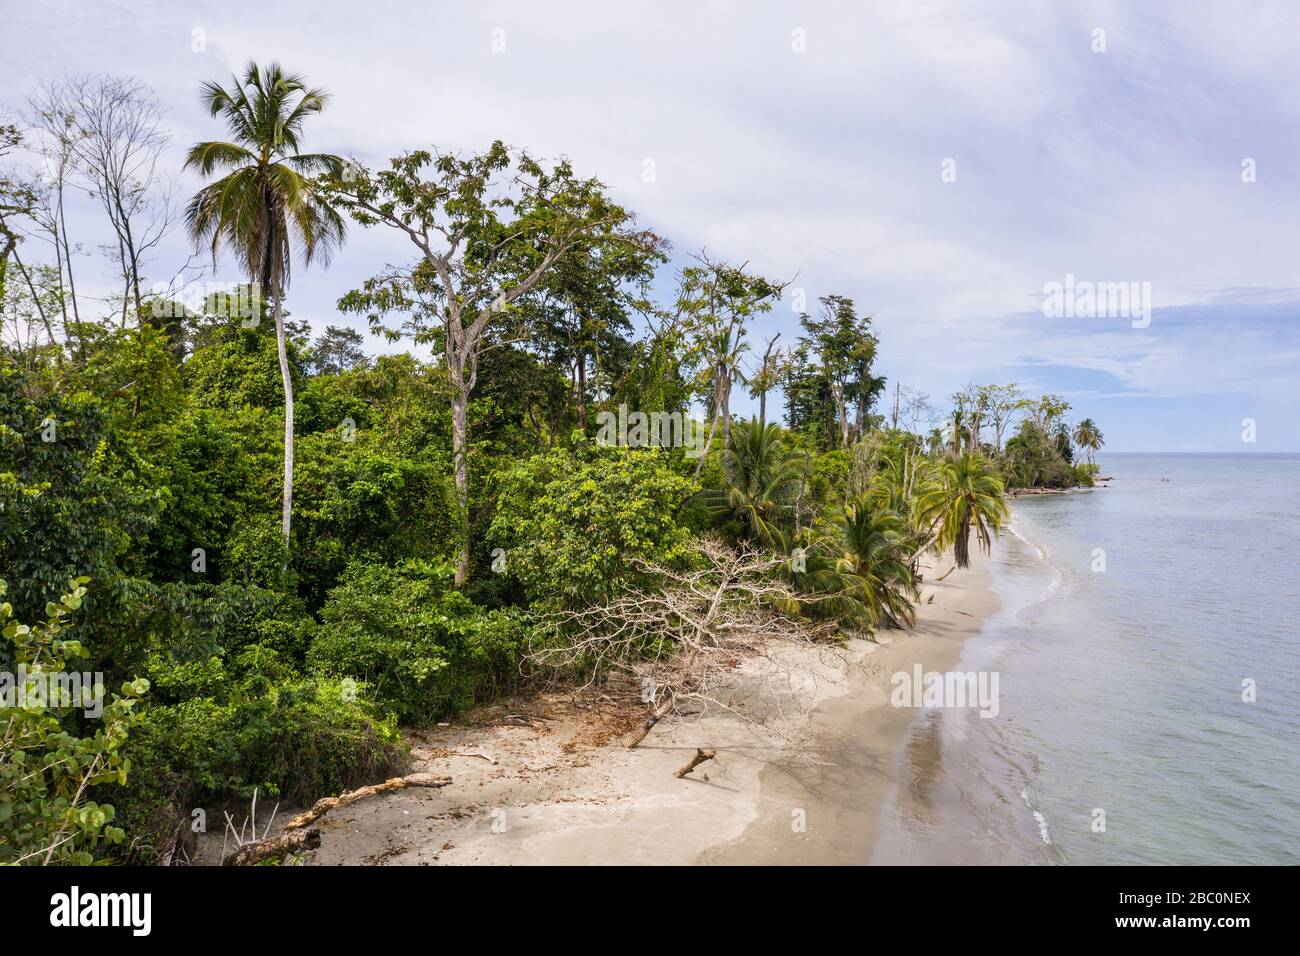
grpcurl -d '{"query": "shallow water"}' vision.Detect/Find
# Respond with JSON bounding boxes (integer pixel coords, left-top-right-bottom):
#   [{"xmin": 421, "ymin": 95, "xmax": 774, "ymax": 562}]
[{"xmin": 872, "ymin": 453, "xmax": 1300, "ymax": 865}]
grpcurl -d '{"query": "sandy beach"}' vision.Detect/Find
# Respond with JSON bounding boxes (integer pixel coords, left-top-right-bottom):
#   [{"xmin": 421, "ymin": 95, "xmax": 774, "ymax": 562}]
[{"xmin": 274, "ymin": 545, "xmax": 998, "ymax": 866}]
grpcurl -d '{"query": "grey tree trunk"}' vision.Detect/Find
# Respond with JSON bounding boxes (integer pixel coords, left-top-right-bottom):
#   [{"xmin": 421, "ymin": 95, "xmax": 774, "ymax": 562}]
[
  {"xmin": 451, "ymin": 390, "xmax": 470, "ymax": 587},
  {"xmin": 720, "ymin": 372, "xmax": 732, "ymax": 450}
]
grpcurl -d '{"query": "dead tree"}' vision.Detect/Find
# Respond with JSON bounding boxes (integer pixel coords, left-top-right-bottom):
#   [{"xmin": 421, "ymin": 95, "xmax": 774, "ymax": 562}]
[{"xmin": 535, "ymin": 536, "xmax": 838, "ymax": 749}]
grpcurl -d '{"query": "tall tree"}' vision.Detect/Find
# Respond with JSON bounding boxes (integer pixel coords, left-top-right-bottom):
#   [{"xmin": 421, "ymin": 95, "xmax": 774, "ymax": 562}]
[
  {"xmin": 1030, "ymin": 393, "xmax": 1072, "ymax": 431},
  {"xmin": 980, "ymin": 383, "xmax": 1025, "ymax": 456},
  {"xmin": 679, "ymin": 255, "xmax": 784, "ymax": 469},
  {"xmin": 24, "ymin": 88, "xmax": 84, "ymax": 341},
  {"xmin": 0, "ymin": 120, "xmax": 58, "ymax": 355},
  {"xmin": 312, "ymin": 324, "xmax": 368, "ymax": 375},
  {"xmin": 35, "ymin": 75, "xmax": 177, "ymax": 325},
  {"xmin": 520, "ymin": 228, "xmax": 664, "ymax": 430},
  {"xmin": 328, "ymin": 142, "xmax": 647, "ymax": 585},
  {"xmin": 897, "ymin": 384, "xmax": 937, "ymax": 437},
  {"xmin": 184, "ymin": 61, "xmax": 346, "ymax": 543},
  {"xmin": 787, "ymin": 295, "xmax": 883, "ymax": 449}
]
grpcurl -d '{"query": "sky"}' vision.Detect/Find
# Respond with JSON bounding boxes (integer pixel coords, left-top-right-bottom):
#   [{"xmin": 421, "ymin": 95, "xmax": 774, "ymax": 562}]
[{"xmin": 4, "ymin": 0, "xmax": 1299, "ymax": 451}]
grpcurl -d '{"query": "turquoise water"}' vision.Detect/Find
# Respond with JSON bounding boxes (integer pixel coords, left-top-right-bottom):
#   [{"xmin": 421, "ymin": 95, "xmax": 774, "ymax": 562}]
[{"xmin": 872, "ymin": 454, "xmax": 1300, "ymax": 865}]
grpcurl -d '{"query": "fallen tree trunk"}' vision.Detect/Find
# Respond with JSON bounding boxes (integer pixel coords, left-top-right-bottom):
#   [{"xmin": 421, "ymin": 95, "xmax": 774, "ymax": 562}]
[
  {"xmin": 222, "ymin": 827, "xmax": 321, "ymax": 866},
  {"xmin": 283, "ymin": 773, "xmax": 453, "ymax": 831},
  {"xmin": 675, "ymin": 748, "xmax": 716, "ymax": 779}
]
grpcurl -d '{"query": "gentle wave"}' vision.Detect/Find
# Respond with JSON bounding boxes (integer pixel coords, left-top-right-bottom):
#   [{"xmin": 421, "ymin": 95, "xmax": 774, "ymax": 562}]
[{"xmin": 885, "ymin": 455, "xmax": 1300, "ymax": 865}]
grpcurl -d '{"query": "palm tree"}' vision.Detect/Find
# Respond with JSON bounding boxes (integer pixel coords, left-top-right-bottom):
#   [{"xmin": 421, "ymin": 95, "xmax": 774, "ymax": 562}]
[
  {"xmin": 913, "ymin": 452, "xmax": 1009, "ymax": 568},
  {"xmin": 1071, "ymin": 418, "xmax": 1104, "ymax": 465},
  {"xmin": 806, "ymin": 497, "xmax": 918, "ymax": 629},
  {"xmin": 184, "ymin": 62, "xmax": 345, "ymax": 543},
  {"xmin": 701, "ymin": 419, "xmax": 805, "ymax": 549}
]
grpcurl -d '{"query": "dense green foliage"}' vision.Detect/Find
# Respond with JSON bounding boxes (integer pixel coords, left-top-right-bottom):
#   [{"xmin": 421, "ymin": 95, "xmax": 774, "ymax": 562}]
[
  {"xmin": 489, "ymin": 443, "xmax": 699, "ymax": 608},
  {"xmin": 309, "ymin": 560, "xmax": 527, "ymax": 722}
]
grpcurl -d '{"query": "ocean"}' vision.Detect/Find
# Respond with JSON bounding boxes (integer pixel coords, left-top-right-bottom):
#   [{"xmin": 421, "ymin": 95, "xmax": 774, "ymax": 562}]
[{"xmin": 871, "ymin": 453, "xmax": 1300, "ymax": 865}]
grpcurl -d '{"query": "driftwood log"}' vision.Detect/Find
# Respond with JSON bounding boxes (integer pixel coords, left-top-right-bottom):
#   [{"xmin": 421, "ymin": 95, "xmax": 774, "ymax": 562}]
[
  {"xmin": 674, "ymin": 748, "xmax": 716, "ymax": 778},
  {"xmin": 220, "ymin": 772, "xmax": 452, "ymax": 866},
  {"xmin": 222, "ymin": 827, "xmax": 321, "ymax": 866},
  {"xmin": 282, "ymin": 773, "xmax": 453, "ymax": 831}
]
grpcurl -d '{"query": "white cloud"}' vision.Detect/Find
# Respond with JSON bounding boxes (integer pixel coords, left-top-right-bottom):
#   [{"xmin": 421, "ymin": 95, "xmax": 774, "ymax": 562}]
[{"xmin": 4, "ymin": 0, "xmax": 1299, "ymax": 447}]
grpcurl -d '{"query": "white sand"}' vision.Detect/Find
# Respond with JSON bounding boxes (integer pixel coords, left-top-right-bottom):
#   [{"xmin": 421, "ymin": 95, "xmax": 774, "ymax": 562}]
[{"xmin": 303, "ymin": 546, "xmax": 998, "ymax": 866}]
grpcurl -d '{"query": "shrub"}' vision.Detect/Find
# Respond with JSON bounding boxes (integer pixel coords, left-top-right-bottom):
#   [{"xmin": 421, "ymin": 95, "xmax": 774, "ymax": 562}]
[
  {"xmin": 488, "ymin": 443, "xmax": 698, "ymax": 608},
  {"xmin": 1072, "ymin": 462, "xmax": 1099, "ymax": 487},
  {"xmin": 0, "ymin": 578, "xmax": 149, "ymax": 865},
  {"xmin": 108, "ymin": 675, "xmax": 407, "ymax": 863},
  {"xmin": 308, "ymin": 559, "xmax": 528, "ymax": 723},
  {"xmin": 1001, "ymin": 420, "xmax": 1074, "ymax": 488}
]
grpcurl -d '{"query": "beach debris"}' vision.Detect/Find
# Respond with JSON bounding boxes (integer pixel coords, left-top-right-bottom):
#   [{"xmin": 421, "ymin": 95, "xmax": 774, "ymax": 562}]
[
  {"xmin": 674, "ymin": 748, "xmax": 717, "ymax": 779},
  {"xmin": 218, "ymin": 787, "xmax": 283, "ymax": 866},
  {"xmin": 451, "ymin": 750, "xmax": 498, "ymax": 764},
  {"xmin": 538, "ymin": 536, "xmax": 837, "ymax": 750},
  {"xmin": 280, "ymin": 772, "xmax": 453, "ymax": 832},
  {"xmin": 500, "ymin": 713, "xmax": 552, "ymax": 726},
  {"xmin": 222, "ymin": 827, "xmax": 321, "ymax": 866}
]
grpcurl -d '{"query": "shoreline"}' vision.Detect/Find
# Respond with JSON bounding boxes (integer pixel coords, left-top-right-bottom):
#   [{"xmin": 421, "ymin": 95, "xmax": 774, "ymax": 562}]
[{"xmin": 276, "ymin": 546, "xmax": 999, "ymax": 866}]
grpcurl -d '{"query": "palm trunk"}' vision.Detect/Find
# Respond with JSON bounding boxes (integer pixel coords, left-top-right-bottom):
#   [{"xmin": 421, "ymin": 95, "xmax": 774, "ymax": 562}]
[
  {"xmin": 273, "ymin": 291, "xmax": 294, "ymax": 543},
  {"xmin": 954, "ymin": 520, "xmax": 969, "ymax": 567},
  {"xmin": 909, "ymin": 526, "xmax": 943, "ymax": 565}
]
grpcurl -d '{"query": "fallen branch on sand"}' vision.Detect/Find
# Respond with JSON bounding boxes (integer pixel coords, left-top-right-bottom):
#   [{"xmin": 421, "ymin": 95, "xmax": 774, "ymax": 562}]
[
  {"xmin": 451, "ymin": 750, "xmax": 498, "ymax": 764},
  {"xmin": 675, "ymin": 748, "xmax": 716, "ymax": 778},
  {"xmin": 282, "ymin": 773, "xmax": 453, "ymax": 832},
  {"xmin": 222, "ymin": 827, "xmax": 321, "ymax": 866},
  {"xmin": 500, "ymin": 713, "xmax": 552, "ymax": 726}
]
